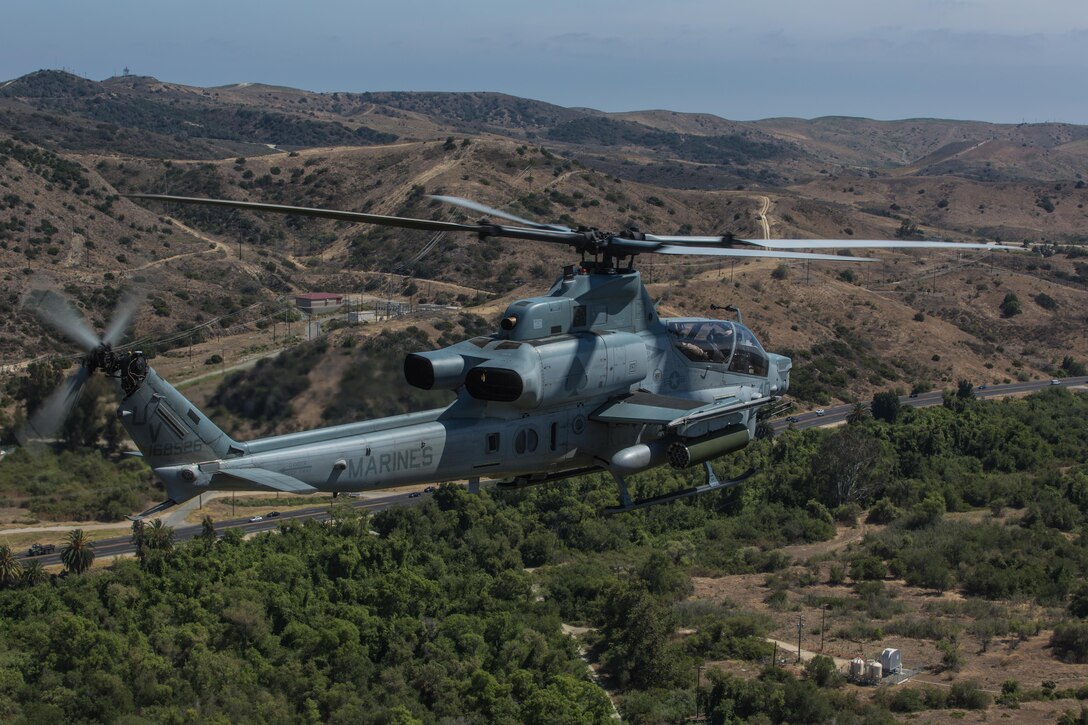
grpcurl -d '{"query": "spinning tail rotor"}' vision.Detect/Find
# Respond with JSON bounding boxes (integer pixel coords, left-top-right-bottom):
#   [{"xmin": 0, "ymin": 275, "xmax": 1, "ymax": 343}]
[{"xmin": 19, "ymin": 287, "xmax": 147, "ymax": 446}]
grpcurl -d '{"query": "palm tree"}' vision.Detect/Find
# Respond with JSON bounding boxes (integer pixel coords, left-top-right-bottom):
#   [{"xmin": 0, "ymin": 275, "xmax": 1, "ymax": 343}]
[
  {"xmin": 0, "ymin": 544, "xmax": 22, "ymax": 587},
  {"xmin": 21, "ymin": 560, "xmax": 48, "ymax": 587},
  {"xmin": 847, "ymin": 402, "xmax": 869, "ymax": 425},
  {"xmin": 145, "ymin": 519, "xmax": 175, "ymax": 555},
  {"xmin": 60, "ymin": 529, "xmax": 95, "ymax": 575}
]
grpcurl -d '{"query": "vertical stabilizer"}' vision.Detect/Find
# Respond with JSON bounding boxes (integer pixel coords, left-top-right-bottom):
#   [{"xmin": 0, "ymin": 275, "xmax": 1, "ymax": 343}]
[{"xmin": 118, "ymin": 365, "xmax": 240, "ymax": 503}]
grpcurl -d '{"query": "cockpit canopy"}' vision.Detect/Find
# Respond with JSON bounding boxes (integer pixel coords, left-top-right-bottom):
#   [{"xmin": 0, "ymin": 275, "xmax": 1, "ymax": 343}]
[{"xmin": 667, "ymin": 320, "xmax": 769, "ymax": 377}]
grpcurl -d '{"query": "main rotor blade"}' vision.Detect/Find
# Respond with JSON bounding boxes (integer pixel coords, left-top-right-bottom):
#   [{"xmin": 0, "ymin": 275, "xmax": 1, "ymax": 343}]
[
  {"xmin": 643, "ymin": 234, "xmax": 1025, "ymax": 254},
  {"xmin": 649, "ymin": 245, "xmax": 877, "ymax": 262},
  {"xmin": 25, "ymin": 289, "xmax": 101, "ymax": 352},
  {"xmin": 125, "ymin": 194, "xmax": 588, "ymax": 245},
  {"xmin": 20, "ymin": 365, "xmax": 91, "ymax": 444},
  {"xmin": 128, "ymin": 194, "xmax": 499, "ymax": 235},
  {"xmin": 102, "ymin": 288, "xmax": 146, "ymax": 347},
  {"xmin": 734, "ymin": 238, "xmax": 1026, "ymax": 252},
  {"xmin": 642, "ymin": 234, "xmax": 731, "ymax": 244},
  {"xmin": 429, "ymin": 195, "xmax": 572, "ymax": 232}
]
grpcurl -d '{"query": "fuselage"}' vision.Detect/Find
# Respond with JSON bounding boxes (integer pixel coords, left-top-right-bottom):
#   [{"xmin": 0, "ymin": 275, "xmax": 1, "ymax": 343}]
[{"xmin": 119, "ymin": 268, "xmax": 790, "ymax": 504}]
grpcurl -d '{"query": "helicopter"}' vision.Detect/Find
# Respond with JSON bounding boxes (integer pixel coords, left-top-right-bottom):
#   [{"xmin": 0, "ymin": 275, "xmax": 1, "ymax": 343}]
[{"xmin": 24, "ymin": 193, "xmax": 1024, "ymax": 517}]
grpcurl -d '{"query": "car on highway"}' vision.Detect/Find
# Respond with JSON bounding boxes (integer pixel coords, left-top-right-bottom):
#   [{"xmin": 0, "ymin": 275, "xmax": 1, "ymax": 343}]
[
  {"xmin": 424, "ymin": 486, "xmax": 436, "ymax": 493},
  {"xmin": 266, "ymin": 511, "xmax": 280, "ymax": 518},
  {"xmin": 27, "ymin": 543, "xmax": 55, "ymax": 557},
  {"xmin": 978, "ymin": 385, "xmax": 988, "ymax": 390},
  {"xmin": 785, "ymin": 416, "xmax": 798, "ymax": 423},
  {"xmin": 248, "ymin": 515, "xmax": 263, "ymax": 522},
  {"xmin": 814, "ymin": 409, "xmax": 826, "ymax": 417},
  {"xmin": 408, "ymin": 492, "xmax": 422, "ymax": 498},
  {"xmin": 1052, "ymin": 379, "xmax": 1061, "ymax": 385}
]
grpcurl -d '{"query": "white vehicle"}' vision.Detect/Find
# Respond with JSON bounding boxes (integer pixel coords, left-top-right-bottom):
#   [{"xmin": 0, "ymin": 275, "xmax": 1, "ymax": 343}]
[
  {"xmin": 248, "ymin": 515, "xmax": 263, "ymax": 522},
  {"xmin": 815, "ymin": 409, "xmax": 826, "ymax": 417}
]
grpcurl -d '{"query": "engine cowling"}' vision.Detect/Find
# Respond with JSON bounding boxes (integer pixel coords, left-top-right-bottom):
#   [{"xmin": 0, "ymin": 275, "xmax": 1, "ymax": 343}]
[
  {"xmin": 459, "ymin": 332, "xmax": 649, "ymax": 409},
  {"xmin": 406, "ymin": 325, "xmax": 648, "ymax": 408},
  {"xmin": 404, "ymin": 350, "xmax": 467, "ymax": 390}
]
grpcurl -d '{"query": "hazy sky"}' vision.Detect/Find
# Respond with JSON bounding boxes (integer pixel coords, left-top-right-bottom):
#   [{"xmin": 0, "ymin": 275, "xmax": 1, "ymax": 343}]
[{"xmin": 4, "ymin": 0, "xmax": 1088, "ymax": 124}]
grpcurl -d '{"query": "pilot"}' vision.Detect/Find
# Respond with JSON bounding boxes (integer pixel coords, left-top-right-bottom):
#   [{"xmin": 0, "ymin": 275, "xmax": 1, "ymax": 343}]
[{"xmin": 707, "ymin": 327, "xmax": 733, "ymax": 363}]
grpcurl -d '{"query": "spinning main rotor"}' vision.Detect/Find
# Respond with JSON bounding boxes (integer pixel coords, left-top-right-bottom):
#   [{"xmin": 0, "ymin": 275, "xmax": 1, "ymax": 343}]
[{"xmin": 126, "ymin": 193, "xmax": 1019, "ymax": 268}]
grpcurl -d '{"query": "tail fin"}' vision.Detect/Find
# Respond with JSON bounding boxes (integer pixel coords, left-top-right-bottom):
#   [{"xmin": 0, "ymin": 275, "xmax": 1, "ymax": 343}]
[{"xmin": 118, "ymin": 364, "xmax": 241, "ymax": 502}]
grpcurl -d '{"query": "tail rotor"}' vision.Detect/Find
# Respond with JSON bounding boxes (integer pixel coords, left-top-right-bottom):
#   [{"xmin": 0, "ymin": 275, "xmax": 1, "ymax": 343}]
[{"xmin": 17, "ymin": 286, "xmax": 146, "ymax": 447}]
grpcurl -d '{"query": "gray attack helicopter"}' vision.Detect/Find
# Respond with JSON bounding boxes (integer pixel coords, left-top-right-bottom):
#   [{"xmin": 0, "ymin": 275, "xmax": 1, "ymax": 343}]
[{"xmin": 26, "ymin": 193, "xmax": 1023, "ymax": 517}]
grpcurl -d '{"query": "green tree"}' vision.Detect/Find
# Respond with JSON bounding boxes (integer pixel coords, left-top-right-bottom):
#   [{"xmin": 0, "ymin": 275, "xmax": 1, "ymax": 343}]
[
  {"xmin": 21, "ymin": 560, "xmax": 47, "ymax": 587},
  {"xmin": 957, "ymin": 379, "xmax": 975, "ymax": 400},
  {"xmin": 803, "ymin": 655, "xmax": 843, "ymax": 688},
  {"xmin": 1034, "ymin": 292, "xmax": 1058, "ymax": 310},
  {"xmin": 871, "ymin": 391, "xmax": 901, "ymax": 424},
  {"xmin": 0, "ymin": 543, "xmax": 22, "ymax": 587},
  {"xmin": 1068, "ymin": 583, "xmax": 1088, "ymax": 618},
  {"xmin": 130, "ymin": 518, "xmax": 145, "ymax": 547},
  {"xmin": 1000, "ymin": 292, "xmax": 1022, "ymax": 317},
  {"xmin": 60, "ymin": 528, "xmax": 95, "ymax": 574},
  {"xmin": 521, "ymin": 674, "xmax": 613, "ymax": 724},
  {"xmin": 846, "ymin": 402, "xmax": 868, "ymax": 425},
  {"xmin": 200, "ymin": 515, "xmax": 217, "ymax": 548},
  {"xmin": 813, "ymin": 428, "xmax": 888, "ymax": 506},
  {"xmin": 895, "ymin": 218, "xmax": 922, "ymax": 239},
  {"xmin": 1051, "ymin": 621, "xmax": 1088, "ymax": 663},
  {"xmin": 600, "ymin": 582, "xmax": 688, "ymax": 689},
  {"xmin": 144, "ymin": 519, "xmax": 175, "ymax": 555}
]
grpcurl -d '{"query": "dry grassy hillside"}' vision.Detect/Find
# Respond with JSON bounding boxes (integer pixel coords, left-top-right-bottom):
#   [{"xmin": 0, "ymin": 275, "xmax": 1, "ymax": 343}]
[{"xmin": 1, "ymin": 70, "xmax": 1086, "ymax": 418}]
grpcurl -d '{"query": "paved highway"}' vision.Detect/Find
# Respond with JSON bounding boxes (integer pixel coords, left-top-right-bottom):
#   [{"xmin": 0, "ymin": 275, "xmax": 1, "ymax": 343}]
[
  {"xmin": 17, "ymin": 376, "xmax": 1087, "ymax": 566},
  {"xmin": 17, "ymin": 491, "xmax": 427, "ymax": 566},
  {"xmin": 772, "ymin": 376, "xmax": 1088, "ymax": 432}
]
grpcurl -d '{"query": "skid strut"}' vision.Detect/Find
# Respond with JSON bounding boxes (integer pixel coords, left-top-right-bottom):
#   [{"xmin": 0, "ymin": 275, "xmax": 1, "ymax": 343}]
[{"xmin": 604, "ymin": 464, "xmax": 756, "ymax": 514}]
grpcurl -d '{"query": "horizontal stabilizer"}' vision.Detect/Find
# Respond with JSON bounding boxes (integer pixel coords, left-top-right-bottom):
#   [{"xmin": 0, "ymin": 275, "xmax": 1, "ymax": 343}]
[{"xmin": 213, "ymin": 468, "xmax": 317, "ymax": 494}]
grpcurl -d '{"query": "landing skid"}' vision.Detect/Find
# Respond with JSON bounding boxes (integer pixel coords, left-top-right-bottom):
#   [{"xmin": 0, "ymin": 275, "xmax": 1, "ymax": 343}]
[
  {"xmin": 126, "ymin": 498, "xmax": 178, "ymax": 521},
  {"xmin": 604, "ymin": 463, "xmax": 755, "ymax": 514}
]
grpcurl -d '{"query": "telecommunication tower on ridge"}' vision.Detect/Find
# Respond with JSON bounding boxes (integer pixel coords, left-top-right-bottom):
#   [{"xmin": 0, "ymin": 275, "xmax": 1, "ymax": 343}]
[{"xmin": 123, "ymin": 66, "xmax": 130, "ymax": 77}]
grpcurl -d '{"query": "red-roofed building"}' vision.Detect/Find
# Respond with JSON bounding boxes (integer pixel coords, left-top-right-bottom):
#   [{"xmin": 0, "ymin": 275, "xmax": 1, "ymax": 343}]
[{"xmin": 295, "ymin": 293, "xmax": 344, "ymax": 311}]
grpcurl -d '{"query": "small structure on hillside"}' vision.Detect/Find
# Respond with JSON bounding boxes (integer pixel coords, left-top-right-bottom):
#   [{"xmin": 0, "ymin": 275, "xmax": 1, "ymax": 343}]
[
  {"xmin": 295, "ymin": 293, "xmax": 344, "ymax": 311},
  {"xmin": 847, "ymin": 649, "xmax": 905, "ymax": 685},
  {"xmin": 880, "ymin": 648, "xmax": 902, "ymax": 675}
]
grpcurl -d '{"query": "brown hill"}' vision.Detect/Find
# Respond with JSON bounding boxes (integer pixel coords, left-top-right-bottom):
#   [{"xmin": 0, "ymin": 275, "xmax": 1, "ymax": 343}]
[{"xmin": 1, "ymin": 70, "xmax": 1086, "ymax": 423}]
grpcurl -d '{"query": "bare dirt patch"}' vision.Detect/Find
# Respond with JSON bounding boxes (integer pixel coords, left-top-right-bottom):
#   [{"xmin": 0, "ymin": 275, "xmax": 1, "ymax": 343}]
[{"xmin": 688, "ymin": 520, "xmax": 1088, "ymax": 714}]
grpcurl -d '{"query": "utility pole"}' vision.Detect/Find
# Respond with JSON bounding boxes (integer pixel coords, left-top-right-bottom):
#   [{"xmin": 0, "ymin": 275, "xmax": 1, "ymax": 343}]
[
  {"xmin": 820, "ymin": 605, "xmax": 827, "ymax": 652},
  {"xmin": 796, "ymin": 614, "xmax": 805, "ymax": 664},
  {"xmin": 695, "ymin": 664, "xmax": 704, "ymax": 720}
]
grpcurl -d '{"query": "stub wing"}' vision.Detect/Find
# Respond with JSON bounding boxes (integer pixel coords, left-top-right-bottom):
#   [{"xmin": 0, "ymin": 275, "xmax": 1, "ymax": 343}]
[{"xmin": 592, "ymin": 390, "xmax": 770, "ymax": 432}]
